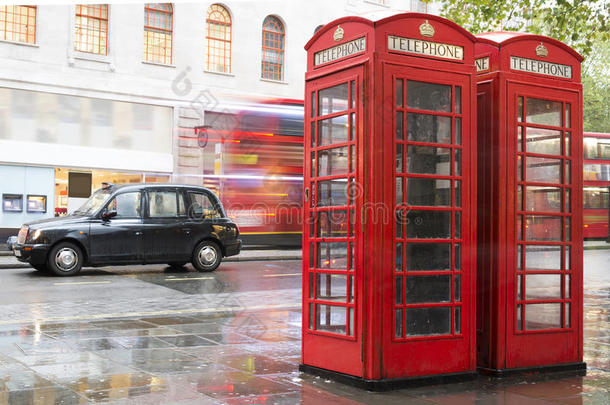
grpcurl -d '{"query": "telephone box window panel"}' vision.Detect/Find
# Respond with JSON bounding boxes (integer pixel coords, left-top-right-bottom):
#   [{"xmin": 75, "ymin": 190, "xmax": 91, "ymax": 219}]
[
  {"xmin": 27, "ymin": 195, "xmax": 47, "ymax": 213},
  {"xmin": 3, "ymin": 194, "xmax": 23, "ymax": 212}
]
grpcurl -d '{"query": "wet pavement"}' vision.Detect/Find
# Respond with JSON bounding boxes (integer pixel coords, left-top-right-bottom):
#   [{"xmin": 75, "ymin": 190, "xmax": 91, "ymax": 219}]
[{"xmin": 0, "ymin": 253, "xmax": 608, "ymax": 404}]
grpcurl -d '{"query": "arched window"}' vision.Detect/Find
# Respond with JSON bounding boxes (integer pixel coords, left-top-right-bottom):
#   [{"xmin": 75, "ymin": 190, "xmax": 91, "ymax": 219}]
[
  {"xmin": 0, "ymin": 5, "xmax": 36, "ymax": 44},
  {"xmin": 205, "ymin": 4, "xmax": 231, "ymax": 73},
  {"xmin": 75, "ymin": 4, "xmax": 108, "ymax": 55},
  {"xmin": 261, "ymin": 16, "xmax": 285, "ymax": 81},
  {"xmin": 144, "ymin": 3, "xmax": 173, "ymax": 64}
]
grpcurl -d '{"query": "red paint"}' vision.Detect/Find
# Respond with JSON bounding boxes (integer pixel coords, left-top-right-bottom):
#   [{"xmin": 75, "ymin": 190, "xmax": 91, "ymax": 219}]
[
  {"xmin": 303, "ymin": 13, "xmax": 477, "ymax": 381},
  {"xmin": 475, "ymin": 32, "xmax": 584, "ymax": 372}
]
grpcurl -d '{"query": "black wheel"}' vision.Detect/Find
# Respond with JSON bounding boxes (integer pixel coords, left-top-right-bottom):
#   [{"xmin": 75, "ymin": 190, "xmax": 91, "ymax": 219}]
[
  {"xmin": 32, "ymin": 264, "xmax": 48, "ymax": 273},
  {"xmin": 191, "ymin": 241, "xmax": 222, "ymax": 272},
  {"xmin": 168, "ymin": 262, "xmax": 187, "ymax": 269},
  {"xmin": 47, "ymin": 242, "xmax": 83, "ymax": 277}
]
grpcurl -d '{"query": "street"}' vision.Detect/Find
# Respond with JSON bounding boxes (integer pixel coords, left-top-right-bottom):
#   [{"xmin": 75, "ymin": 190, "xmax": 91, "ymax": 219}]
[{"xmin": 0, "ymin": 252, "xmax": 609, "ymax": 404}]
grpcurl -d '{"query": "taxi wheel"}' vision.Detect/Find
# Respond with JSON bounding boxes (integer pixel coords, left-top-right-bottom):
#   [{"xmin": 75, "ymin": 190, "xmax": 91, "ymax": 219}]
[
  {"xmin": 192, "ymin": 241, "xmax": 221, "ymax": 272},
  {"xmin": 47, "ymin": 242, "xmax": 83, "ymax": 277}
]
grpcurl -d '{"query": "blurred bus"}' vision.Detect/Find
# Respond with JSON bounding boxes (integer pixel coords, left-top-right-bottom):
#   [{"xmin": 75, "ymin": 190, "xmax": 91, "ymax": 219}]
[{"xmin": 583, "ymin": 132, "xmax": 610, "ymax": 239}]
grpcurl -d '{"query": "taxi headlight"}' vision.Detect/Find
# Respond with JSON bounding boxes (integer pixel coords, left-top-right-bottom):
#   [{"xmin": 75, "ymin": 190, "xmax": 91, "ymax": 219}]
[{"xmin": 29, "ymin": 229, "xmax": 42, "ymax": 242}]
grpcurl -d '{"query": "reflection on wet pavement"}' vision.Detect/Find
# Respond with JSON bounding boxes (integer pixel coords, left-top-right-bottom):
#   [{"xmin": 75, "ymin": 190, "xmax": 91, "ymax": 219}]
[{"xmin": 0, "ymin": 257, "xmax": 607, "ymax": 404}]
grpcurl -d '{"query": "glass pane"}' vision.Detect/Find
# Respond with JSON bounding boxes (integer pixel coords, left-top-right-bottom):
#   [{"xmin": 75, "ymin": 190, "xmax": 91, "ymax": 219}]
[
  {"xmin": 349, "ymin": 243, "xmax": 354, "ymax": 270},
  {"xmin": 318, "ymin": 115, "xmax": 348, "ymax": 146},
  {"xmin": 348, "ymin": 275, "xmax": 354, "ymax": 302},
  {"xmin": 309, "ymin": 303, "xmax": 313, "ymax": 329},
  {"xmin": 406, "ymin": 307, "xmax": 451, "ymax": 336},
  {"xmin": 311, "ymin": 152, "xmax": 316, "ymax": 177},
  {"xmin": 405, "ymin": 275, "xmax": 451, "ymax": 303},
  {"xmin": 526, "ymin": 97, "xmax": 562, "ymax": 126},
  {"xmin": 565, "ymin": 303, "xmax": 571, "ymax": 328},
  {"xmin": 455, "ymin": 243, "xmax": 461, "ymax": 270},
  {"xmin": 396, "ymin": 144, "xmax": 404, "ymax": 173},
  {"xmin": 350, "ymin": 81, "xmax": 355, "ymax": 109},
  {"xmin": 396, "ymin": 210, "xmax": 404, "ymax": 239},
  {"xmin": 525, "ymin": 245, "xmax": 561, "ymax": 270},
  {"xmin": 517, "ymin": 126, "xmax": 523, "ymax": 152},
  {"xmin": 517, "ymin": 245, "xmax": 522, "ymax": 269},
  {"xmin": 564, "ymin": 246, "xmax": 570, "ymax": 270},
  {"xmin": 395, "ymin": 309, "xmax": 403, "ymax": 338},
  {"xmin": 396, "ymin": 79, "xmax": 403, "ymax": 107},
  {"xmin": 350, "ymin": 145, "xmax": 355, "ymax": 173},
  {"xmin": 319, "ymin": 83, "xmax": 348, "ymax": 115},
  {"xmin": 525, "ymin": 274, "xmax": 561, "ymax": 299},
  {"xmin": 309, "ymin": 273, "xmax": 314, "ymax": 299},
  {"xmin": 455, "ymin": 117, "xmax": 462, "ymax": 145},
  {"xmin": 396, "ymin": 111, "xmax": 404, "ymax": 140},
  {"xmin": 526, "ymin": 128, "xmax": 561, "ymax": 155},
  {"xmin": 310, "ymin": 121, "xmax": 315, "ymax": 148},
  {"xmin": 311, "ymin": 91, "xmax": 315, "ymax": 117},
  {"xmin": 525, "ymin": 303, "xmax": 562, "ymax": 330},
  {"xmin": 149, "ymin": 191, "xmax": 176, "ymax": 217},
  {"xmin": 455, "ymin": 275, "xmax": 461, "ymax": 301},
  {"xmin": 525, "ymin": 215, "xmax": 562, "ymax": 241},
  {"xmin": 454, "ymin": 149, "xmax": 461, "ymax": 176},
  {"xmin": 317, "ymin": 180, "xmax": 348, "ymax": 206},
  {"xmin": 318, "ymin": 147, "xmax": 349, "ymax": 177},
  {"xmin": 517, "ymin": 96, "xmax": 523, "ymax": 122},
  {"xmin": 405, "ymin": 210, "xmax": 451, "ymax": 239},
  {"xmin": 564, "ymin": 132, "xmax": 571, "ymax": 156},
  {"xmin": 564, "ymin": 160, "xmax": 571, "ymax": 184},
  {"xmin": 350, "ymin": 113, "xmax": 355, "ymax": 141},
  {"xmin": 564, "ymin": 103, "xmax": 571, "ymax": 128},
  {"xmin": 518, "ymin": 155, "xmax": 523, "ymax": 181},
  {"xmin": 406, "ymin": 243, "xmax": 451, "ymax": 271},
  {"xmin": 349, "ymin": 308, "xmax": 354, "ymax": 336},
  {"xmin": 525, "ymin": 186, "xmax": 561, "ymax": 212},
  {"xmin": 406, "ymin": 81, "xmax": 451, "ymax": 112},
  {"xmin": 406, "ymin": 178, "xmax": 451, "ymax": 206},
  {"xmin": 517, "ymin": 304, "xmax": 523, "ymax": 331},
  {"xmin": 317, "ymin": 210, "xmax": 348, "ymax": 238},
  {"xmin": 517, "ymin": 215, "xmax": 523, "ymax": 240},
  {"xmin": 406, "ymin": 146, "xmax": 451, "ymax": 175},
  {"xmin": 396, "ymin": 243, "xmax": 403, "ymax": 271},
  {"xmin": 316, "ymin": 273, "xmax": 348, "ymax": 302},
  {"xmin": 316, "ymin": 304, "xmax": 347, "ymax": 334},
  {"xmin": 317, "ymin": 242, "xmax": 347, "ymax": 270},
  {"xmin": 526, "ymin": 156, "xmax": 562, "ymax": 183},
  {"xmin": 455, "ymin": 180, "xmax": 461, "ymax": 207},
  {"xmin": 517, "ymin": 185, "xmax": 523, "ymax": 211},
  {"xmin": 407, "ymin": 113, "xmax": 452, "ymax": 144},
  {"xmin": 454, "ymin": 86, "xmax": 461, "ymax": 114},
  {"xmin": 517, "ymin": 274, "xmax": 522, "ymax": 300},
  {"xmin": 310, "ymin": 242, "xmax": 314, "ymax": 267},
  {"xmin": 455, "ymin": 211, "xmax": 461, "ymax": 239},
  {"xmin": 455, "ymin": 307, "xmax": 461, "ymax": 334},
  {"xmin": 395, "ymin": 276, "xmax": 403, "ymax": 304},
  {"xmin": 350, "ymin": 209, "xmax": 355, "ymax": 237},
  {"xmin": 564, "ymin": 217, "xmax": 571, "ymax": 241}
]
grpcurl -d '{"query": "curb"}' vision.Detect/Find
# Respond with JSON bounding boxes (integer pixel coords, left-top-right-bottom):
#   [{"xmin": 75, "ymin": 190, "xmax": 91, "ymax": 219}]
[{"xmin": 0, "ymin": 255, "xmax": 302, "ymax": 270}]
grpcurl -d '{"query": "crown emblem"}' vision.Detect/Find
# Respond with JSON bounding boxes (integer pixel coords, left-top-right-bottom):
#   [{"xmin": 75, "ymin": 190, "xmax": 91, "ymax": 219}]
[
  {"xmin": 536, "ymin": 43, "xmax": 548, "ymax": 57},
  {"xmin": 333, "ymin": 25, "xmax": 344, "ymax": 42},
  {"xmin": 419, "ymin": 20, "xmax": 435, "ymax": 38}
]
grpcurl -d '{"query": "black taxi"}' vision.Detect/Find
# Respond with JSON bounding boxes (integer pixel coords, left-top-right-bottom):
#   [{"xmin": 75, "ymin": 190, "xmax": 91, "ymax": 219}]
[{"xmin": 12, "ymin": 184, "xmax": 241, "ymax": 276}]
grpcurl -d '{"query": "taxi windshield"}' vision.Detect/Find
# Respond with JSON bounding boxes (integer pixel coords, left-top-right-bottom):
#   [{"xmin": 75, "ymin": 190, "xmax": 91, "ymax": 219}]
[{"xmin": 73, "ymin": 189, "xmax": 113, "ymax": 216}]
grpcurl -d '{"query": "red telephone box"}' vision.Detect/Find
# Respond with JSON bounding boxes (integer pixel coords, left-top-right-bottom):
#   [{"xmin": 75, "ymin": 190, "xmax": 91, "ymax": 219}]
[
  {"xmin": 301, "ymin": 14, "xmax": 477, "ymax": 389},
  {"xmin": 475, "ymin": 32, "xmax": 585, "ymax": 375}
]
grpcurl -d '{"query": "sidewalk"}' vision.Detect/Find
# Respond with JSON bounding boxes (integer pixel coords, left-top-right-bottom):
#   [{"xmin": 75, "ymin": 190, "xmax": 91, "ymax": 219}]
[
  {"xmin": 584, "ymin": 240, "xmax": 610, "ymax": 250},
  {"xmin": 0, "ymin": 249, "xmax": 302, "ymax": 269}
]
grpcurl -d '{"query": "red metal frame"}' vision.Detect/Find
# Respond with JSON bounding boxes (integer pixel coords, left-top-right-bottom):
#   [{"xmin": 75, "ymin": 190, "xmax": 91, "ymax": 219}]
[
  {"xmin": 144, "ymin": 3, "xmax": 173, "ymax": 65},
  {"xmin": 206, "ymin": 4, "xmax": 231, "ymax": 73},
  {"xmin": 475, "ymin": 32, "xmax": 584, "ymax": 372},
  {"xmin": 0, "ymin": 5, "xmax": 36, "ymax": 44},
  {"xmin": 261, "ymin": 16, "xmax": 285, "ymax": 81},
  {"xmin": 304, "ymin": 13, "xmax": 477, "ymax": 382},
  {"xmin": 75, "ymin": 4, "xmax": 108, "ymax": 55}
]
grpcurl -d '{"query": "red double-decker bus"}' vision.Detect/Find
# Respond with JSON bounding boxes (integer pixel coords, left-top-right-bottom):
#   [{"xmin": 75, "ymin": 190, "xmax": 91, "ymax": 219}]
[{"xmin": 583, "ymin": 132, "xmax": 610, "ymax": 239}]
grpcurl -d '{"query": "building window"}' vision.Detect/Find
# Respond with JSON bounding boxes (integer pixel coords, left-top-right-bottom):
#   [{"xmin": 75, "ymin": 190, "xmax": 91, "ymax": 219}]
[
  {"xmin": 261, "ymin": 16, "xmax": 285, "ymax": 81},
  {"xmin": 205, "ymin": 4, "xmax": 231, "ymax": 73},
  {"xmin": 0, "ymin": 5, "xmax": 36, "ymax": 44},
  {"xmin": 144, "ymin": 3, "xmax": 173, "ymax": 64},
  {"xmin": 75, "ymin": 4, "xmax": 108, "ymax": 55},
  {"xmin": 411, "ymin": 0, "xmax": 428, "ymax": 13}
]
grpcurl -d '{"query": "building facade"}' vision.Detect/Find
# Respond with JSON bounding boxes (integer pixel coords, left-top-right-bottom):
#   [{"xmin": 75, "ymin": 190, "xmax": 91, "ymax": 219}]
[{"xmin": 0, "ymin": 0, "xmax": 434, "ymax": 239}]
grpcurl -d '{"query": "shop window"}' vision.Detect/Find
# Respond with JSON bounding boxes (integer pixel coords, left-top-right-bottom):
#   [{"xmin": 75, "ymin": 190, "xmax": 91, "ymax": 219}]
[
  {"xmin": 205, "ymin": 4, "xmax": 231, "ymax": 73},
  {"xmin": 75, "ymin": 4, "xmax": 108, "ymax": 55},
  {"xmin": 26, "ymin": 195, "xmax": 47, "ymax": 213},
  {"xmin": 144, "ymin": 3, "xmax": 173, "ymax": 64},
  {"xmin": 2, "ymin": 194, "xmax": 23, "ymax": 212},
  {"xmin": 0, "ymin": 5, "xmax": 36, "ymax": 44},
  {"xmin": 261, "ymin": 16, "xmax": 285, "ymax": 81}
]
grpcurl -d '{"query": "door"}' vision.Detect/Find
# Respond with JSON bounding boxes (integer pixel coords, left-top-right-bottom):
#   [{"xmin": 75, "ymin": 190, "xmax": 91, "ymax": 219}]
[
  {"xmin": 143, "ymin": 188, "xmax": 190, "ymax": 262},
  {"xmin": 383, "ymin": 65, "xmax": 474, "ymax": 377},
  {"xmin": 507, "ymin": 84, "xmax": 581, "ymax": 368},
  {"xmin": 302, "ymin": 65, "xmax": 363, "ymax": 377},
  {"xmin": 89, "ymin": 191, "xmax": 144, "ymax": 263}
]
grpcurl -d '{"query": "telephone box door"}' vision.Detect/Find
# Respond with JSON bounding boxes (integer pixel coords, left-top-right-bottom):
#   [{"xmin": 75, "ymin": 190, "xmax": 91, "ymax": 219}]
[
  {"xmin": 303, "ymin": 65, "xmax": 364, "ymax": 377},
  {"xmin": 383, "ymin": 64, "xmax": 475, "ymax": 377},
  {"xmin": 506, "ymin": 82, "xmax": 582, "ymax": 368}
]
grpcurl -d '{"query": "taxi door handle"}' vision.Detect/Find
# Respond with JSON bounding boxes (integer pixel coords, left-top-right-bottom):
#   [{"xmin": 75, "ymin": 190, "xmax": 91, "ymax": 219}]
[
  {"xmin": 134, "ymin": 231, "xmax": 143, "ymax": 236},
  {"xmin": 181, "ymin": 228, "xmax": 191, "ymax": 235}
]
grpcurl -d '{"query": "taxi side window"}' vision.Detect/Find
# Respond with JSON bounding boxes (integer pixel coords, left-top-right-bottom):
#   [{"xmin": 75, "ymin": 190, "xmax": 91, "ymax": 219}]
[
  {"xmin": 107, "ymin": 192, "xmax": 141, "ymax": 218},
  {"xmin": 188, "ymin": 192, "xmax": 221, "ymax": 219},
  {"xmin": 149, "ymin": 191, "xmax": 178, "ymax": 217}
]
